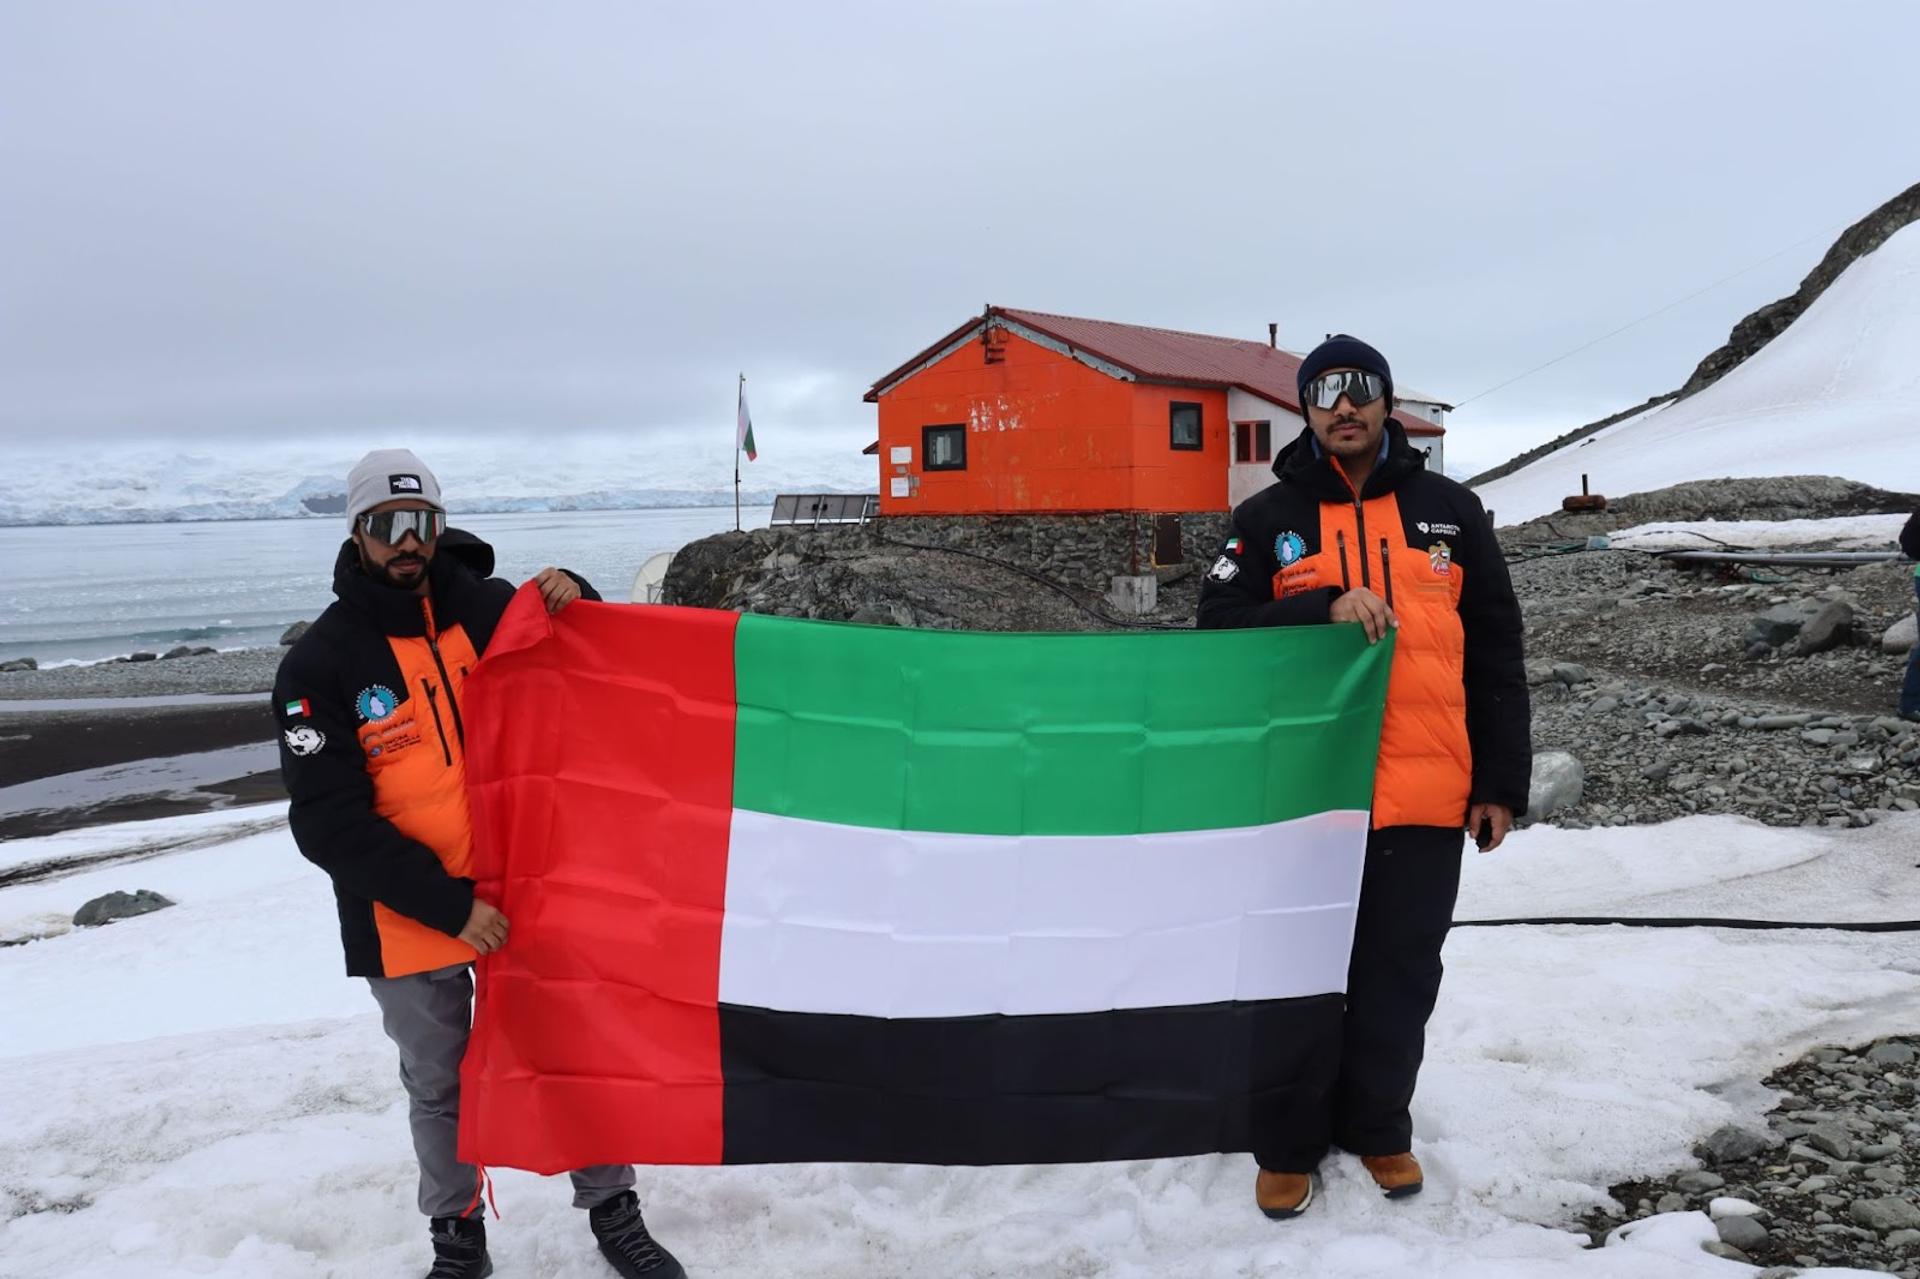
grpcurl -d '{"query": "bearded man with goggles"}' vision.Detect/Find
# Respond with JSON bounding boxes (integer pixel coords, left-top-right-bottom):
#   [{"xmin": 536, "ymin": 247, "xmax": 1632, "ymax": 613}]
[
  {"xmin": 1198, "ymin": 336, "xmax": 1531, "ymax": 1222},
  {"xmin": 274, "ymin": 449, "xmax": 688, "ymax": 1279}
]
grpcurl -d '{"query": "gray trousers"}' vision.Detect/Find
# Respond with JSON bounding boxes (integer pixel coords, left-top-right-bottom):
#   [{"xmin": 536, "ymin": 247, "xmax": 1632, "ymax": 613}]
[{"xmin": 367, "ymin": 963, "xmax": 636, "ymax": 1218}]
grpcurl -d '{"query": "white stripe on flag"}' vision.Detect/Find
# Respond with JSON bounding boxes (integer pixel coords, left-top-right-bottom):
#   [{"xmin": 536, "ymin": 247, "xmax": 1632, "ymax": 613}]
[{"xmin": 717, "ymin": 809, "xmax": 1368, "ymax": 1018}]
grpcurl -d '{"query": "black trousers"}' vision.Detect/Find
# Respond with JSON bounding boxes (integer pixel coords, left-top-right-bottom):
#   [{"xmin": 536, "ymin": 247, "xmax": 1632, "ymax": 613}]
[{"xmin": 1255, "ymin": 824, "xmax": 1465, "ymax": 1172}]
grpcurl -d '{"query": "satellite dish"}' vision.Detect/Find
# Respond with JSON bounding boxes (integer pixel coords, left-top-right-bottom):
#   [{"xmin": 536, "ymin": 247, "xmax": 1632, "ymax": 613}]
[{"xmin": 630, "ymin": 552, "xmax": 675, "ymax": 604}]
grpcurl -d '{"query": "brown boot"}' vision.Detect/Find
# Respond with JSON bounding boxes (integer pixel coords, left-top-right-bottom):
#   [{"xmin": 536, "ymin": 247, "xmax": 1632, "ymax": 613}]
[
  {"xmin": 1360, "ymin": 1152, "xmax": 1423, "ymax": 1198},
  {"xmin": 1254, "ymin": 1169, "xmax": 1315, "ymax": 1219}
]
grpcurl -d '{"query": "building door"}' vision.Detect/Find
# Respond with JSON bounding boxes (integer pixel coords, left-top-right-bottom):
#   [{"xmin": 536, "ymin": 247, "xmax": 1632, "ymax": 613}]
[{"xmin": 1152, "ymin": 514, "xmax": 1183, "ymax": 566}]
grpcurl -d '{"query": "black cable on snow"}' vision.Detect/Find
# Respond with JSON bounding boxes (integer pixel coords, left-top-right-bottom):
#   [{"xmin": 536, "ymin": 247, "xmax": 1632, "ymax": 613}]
[{"xmin": 1454, "ymin": 915, "xmax": 1920, "ymax": 933}]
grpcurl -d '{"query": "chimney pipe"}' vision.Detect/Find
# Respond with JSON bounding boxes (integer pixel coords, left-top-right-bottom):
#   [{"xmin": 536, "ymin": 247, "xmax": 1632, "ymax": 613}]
[{"xmin": 1267, "ymin": 323, "xmax": 1278, "ymax": 349}]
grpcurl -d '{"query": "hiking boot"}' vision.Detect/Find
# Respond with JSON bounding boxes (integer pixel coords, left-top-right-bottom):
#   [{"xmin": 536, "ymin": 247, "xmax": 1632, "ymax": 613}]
[
  {"xmin": 588, "ymin": 1190, "xmax": 686, "ymax": 1278},
  {"xmin": 1254, "ymin": 1169, "xmax": 1315, "ymax": 1220},
  {"xmin": 426, "ymin": 1215, "xmax": 493, "ymax": 1279},
  {"xmin": 1360, "ymin": 1152, "xmax": 1424, "ymax": 1198}
]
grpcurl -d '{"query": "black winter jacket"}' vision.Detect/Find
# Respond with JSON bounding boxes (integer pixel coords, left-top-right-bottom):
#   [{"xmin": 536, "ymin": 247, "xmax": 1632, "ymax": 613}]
[
  {"xmin": 1198, "ymin": 421, "xmax": 1532, "ymax": 821},
  {"xmin": 272, "ymin": 536, "xmax": 598, "ymax": 977}
]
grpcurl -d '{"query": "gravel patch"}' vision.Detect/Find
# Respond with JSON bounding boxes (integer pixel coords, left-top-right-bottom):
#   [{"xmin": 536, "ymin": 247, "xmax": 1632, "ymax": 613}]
[{"xmin": 0, "ymin": 648, "xmax": 284, "ymax": 701}]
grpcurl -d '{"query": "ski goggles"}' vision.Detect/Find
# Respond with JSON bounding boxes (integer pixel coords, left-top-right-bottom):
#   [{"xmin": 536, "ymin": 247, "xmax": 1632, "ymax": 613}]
[
  {"xmin": 358, "ymin": 508, "xmax": 446, "ymax": 546},
  {"xmin": 1304, "ymin": 369, "xmax": 1387, "ymax": 411}
]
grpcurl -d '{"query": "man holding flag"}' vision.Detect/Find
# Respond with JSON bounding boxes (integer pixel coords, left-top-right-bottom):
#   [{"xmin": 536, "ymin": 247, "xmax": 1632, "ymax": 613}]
[
  {"xmin": 1198, "ymin": 335, "xmax": 1531, "ymax": 1218},
  {"xmin": 273, "ymin": 449, "xmax": 688, "ymax": 1279}
]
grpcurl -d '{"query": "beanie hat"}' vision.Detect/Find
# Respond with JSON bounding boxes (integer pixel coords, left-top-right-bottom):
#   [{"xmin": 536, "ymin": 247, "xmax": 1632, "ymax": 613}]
[
  {"xmin": 345, "ymin": 448, "xmax": 444, "ymax": 527},
  {"xmin": 1296, "ymin": 334, "xmax": 1393, "ymax": 422}
]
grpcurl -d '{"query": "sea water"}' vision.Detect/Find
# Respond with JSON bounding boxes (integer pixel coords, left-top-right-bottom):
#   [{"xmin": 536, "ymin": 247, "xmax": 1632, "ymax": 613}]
[{"xmin": 0, "ymin": 507, "xmax": 772, "ymax": 665}]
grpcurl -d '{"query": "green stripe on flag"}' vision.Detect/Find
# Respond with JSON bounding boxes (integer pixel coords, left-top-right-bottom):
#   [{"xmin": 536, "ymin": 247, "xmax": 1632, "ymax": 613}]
[{"xmin": 732, "ymin": 618, "xmax": 1392, "ymax": 836}]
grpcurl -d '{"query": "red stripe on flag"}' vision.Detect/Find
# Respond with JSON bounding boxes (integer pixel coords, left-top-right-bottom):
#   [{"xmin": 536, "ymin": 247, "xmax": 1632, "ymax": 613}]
[{"xmin": 460, "ymin": 588, "xmax": 739, "ymax": 1169}]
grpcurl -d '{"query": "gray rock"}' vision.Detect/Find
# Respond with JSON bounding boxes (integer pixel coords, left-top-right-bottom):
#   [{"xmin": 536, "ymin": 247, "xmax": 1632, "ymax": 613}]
[
  {"xmin": 0, "ymin": 656, "xmax": 37, "ymax": 672},
  {"xmin": 280, "ymin": 620, "xmax": 312, "ymax": 646},
  {"xmin": 1524, "ymin": 658, "xmax": 1556, "ymax": 686},
  {"xmin": 1807, "ymin": 1124, "xmax": 1854, "ymax": 1160},
  {"xmin": 1756, "ymin": 713, "xmax": 1815, "ymax": 730},
  {"xmin": 1792, "ymin": 600, "xmax": 1857, "ymax": 655},
  {"xmin": 1701, "ymin": 1241, "xmax": 1750, "ymax": 1263},
  {"xmin": 1852, "ymin": 1197, "xmax": 1920, "ymax": 1232},
  {"xmin": 1590, "ymin": 696, "xmax": 1621, "ymax": 714},
  {"xmin": 1716, "ymin": 1214, "xmax": 1771, "ymax": 1251},
  {"xmin": 1697, "ymin": 1124, "xmax": 1777, "ymax": 1163},
  {"xmin": 1860, "ymin": 1143, "xmax": 1902, "ymax": 1161},
  {"xmin": 72, "ymin": 890, "xmax": 176, "ymax": 928},
  {"xmin": 1748, "ymin": 600, "xmax": 1821, "ymax": 648},
  {"xmin": 1551, "ymin": 662, "xmax": 1593, "ymax": 686},
  {"xmin": 1887, "ymin": 1227, "xmax": 1920, "ymax": 1248},
  {"xmin": 1640, "ymin": 761, "xmax": 1674, "ymax": 782},
  {"xmin": 1526, "ymin": 750, "xmax": 1586, "ymax": 823},
  {"xmin": 1655, "ymin": 1191, "xmax": 1688, "ymax": 1214},
  {"xmin": 1865, "ymin": 1165, "xmax": 1905, "ymax": 1184},
  {"xmin": 161, "ymin": 645, "xmax": 197, "ymax": 660},
  {"xmin": 127, "ymin": 651, "xmax": 158, "ymax": 662},
  {"xmin": 1676, "ymin": 1170, "xmax": 1727, "ymax": 1194},
  {"xmin": 1868, "ymin": 1043, "xmax": 1917, "ymax": 1067},
  {"xmin": 1883, "ymin": 612, "xmax": 1919, "ymax": 655}
]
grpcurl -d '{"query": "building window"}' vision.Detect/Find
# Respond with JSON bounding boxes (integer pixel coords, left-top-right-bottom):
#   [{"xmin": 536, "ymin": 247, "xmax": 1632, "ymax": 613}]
[
  {"xmin": 1169, "ymin": 402, "xmax": 1203, "ymax": 451},
  {"xmin": 923, "ymin": 424, "xmax": 967, "ymax": 471},
  {"xmin": 1233, "ymin": 420, "xmax": 1272, "ymax": 464}
]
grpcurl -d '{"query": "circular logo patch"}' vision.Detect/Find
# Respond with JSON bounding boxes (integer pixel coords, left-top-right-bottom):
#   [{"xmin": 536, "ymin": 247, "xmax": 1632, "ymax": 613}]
[
  {"xmin": 356, "ymin": 684, "xmax": 400, "ymax": 723},
  {"xmin": 1275, "ymin": 532, "xmax": 1307, "ymax": 567}
]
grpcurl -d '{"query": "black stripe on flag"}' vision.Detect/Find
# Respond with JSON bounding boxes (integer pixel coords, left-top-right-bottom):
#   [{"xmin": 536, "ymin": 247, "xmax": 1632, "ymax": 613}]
[{"xmin": 716, "ymin": 995, "xmax": 1342, "ymax": 1165}]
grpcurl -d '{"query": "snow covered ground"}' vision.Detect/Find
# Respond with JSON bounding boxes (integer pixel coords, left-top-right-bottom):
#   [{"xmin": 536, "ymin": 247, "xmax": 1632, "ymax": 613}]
[
  {"xmin": 1477, "ymin": 222, "xmax": 1920, "ymax": 524},
  {"xmin": 1605, "ymin": 513, "xmax": 1911, "ymax": 552},
  {"xmin": 2, "ymin": 806, "xmax": 1914, "ymax": 1277}
]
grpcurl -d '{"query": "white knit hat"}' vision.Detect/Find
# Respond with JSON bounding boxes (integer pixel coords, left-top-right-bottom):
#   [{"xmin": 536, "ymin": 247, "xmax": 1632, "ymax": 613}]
[{"xmin": 345, "ymin": 449, "xmax": 444, "ymax": 526}]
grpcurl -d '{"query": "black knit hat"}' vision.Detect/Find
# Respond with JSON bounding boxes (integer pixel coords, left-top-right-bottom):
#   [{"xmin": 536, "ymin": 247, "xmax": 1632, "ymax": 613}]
[{"xmin": 1296, "ymin": 334, "xmax": 1393, "ymax": 421}]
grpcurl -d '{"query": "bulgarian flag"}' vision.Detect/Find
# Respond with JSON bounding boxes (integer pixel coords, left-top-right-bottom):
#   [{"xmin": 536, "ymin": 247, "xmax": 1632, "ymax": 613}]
[
  {"xmin": 458, "ymin": 587, "xmax": 1391, "ymax": 1170},
  {"xmin": 736, "ymin": 382, "xmax": 757, "ymax": 461}
]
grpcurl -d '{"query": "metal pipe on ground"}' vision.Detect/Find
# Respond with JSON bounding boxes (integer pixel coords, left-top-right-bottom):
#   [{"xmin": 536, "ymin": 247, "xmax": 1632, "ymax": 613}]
[{"xmin": 1656, "ymin": 549, "xmax": 1909, "ymax": 567}]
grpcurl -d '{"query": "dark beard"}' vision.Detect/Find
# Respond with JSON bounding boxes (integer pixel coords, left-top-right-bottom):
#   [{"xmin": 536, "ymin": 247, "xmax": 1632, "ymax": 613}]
[{"xmin": 356, "ymin": 542, "xmax": 429, "ymax": 590}]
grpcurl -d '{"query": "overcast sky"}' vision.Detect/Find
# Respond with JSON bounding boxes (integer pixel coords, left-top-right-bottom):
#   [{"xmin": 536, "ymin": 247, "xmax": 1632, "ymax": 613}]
[{"xmin": 3, "ymin": 1, "xmax": 1916, "ymax": 478}]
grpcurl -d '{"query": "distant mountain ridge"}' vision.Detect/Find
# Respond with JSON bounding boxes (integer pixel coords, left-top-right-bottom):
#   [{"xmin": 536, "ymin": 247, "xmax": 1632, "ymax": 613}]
[{"xmin": 0, "ymin": 436, "xmax": 876, "ymax": 527}]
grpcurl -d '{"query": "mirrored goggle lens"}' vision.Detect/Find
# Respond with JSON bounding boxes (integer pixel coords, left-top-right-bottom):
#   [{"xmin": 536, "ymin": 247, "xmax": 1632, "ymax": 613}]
[
  {"xmin": 361, "ymin": 510, "xmax": 445, "ymax": 545},
  {"xmin": 1307, "ymin": 370, "xmax": 1386, "ymax": 411}
]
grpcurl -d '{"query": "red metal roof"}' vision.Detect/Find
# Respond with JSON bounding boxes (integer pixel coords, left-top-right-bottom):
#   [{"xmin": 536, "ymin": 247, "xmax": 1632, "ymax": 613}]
[{"xmin": 866, "ymin": 306, "xmax": 1444, "ymax": 435}]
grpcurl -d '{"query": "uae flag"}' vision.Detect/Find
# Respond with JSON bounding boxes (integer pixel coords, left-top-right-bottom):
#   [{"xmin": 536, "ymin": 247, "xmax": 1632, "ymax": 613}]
[{"xmin": 457, "ymin": 587, "xmax": 1391, "ymax": 1170}]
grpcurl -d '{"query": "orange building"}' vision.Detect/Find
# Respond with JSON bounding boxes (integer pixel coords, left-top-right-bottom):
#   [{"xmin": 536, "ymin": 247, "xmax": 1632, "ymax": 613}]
[{"xmin": 864, "ymin": 306, "xmax": 1448, "ymax": 516}]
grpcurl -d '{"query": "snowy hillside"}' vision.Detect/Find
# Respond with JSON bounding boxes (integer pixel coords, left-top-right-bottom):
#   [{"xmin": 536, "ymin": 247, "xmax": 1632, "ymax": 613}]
[
  {"xmin": 2, "ymin": 805, "xmax": 1915, "ymax": 1275},
  {"xmin": 1477, "ymin": 221, "xmax": 1920, "ymax": 524},
  {"xmin": 0, "ymin": 433, "xmax": 875, "ymax": 526}
]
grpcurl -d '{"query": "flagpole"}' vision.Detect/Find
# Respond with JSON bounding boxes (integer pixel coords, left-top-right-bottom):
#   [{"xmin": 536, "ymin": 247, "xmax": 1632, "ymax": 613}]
[{"xmin": 735, "ymin": 372, "xmax": 743, "ymax": 533}]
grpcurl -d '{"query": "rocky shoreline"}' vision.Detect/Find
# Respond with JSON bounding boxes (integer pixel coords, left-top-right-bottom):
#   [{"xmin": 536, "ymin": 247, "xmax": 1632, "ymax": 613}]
[{"xmin": 1584, "ymin": 1035, "xmax": 1920, "ymax": 1275}]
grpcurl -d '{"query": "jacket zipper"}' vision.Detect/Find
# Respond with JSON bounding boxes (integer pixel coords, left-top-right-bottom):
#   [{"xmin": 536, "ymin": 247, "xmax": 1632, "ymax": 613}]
[
  {"xmin": 1335, "ymin": 531, "xmax": 1352, "ymax": 591},
  {"xmin": 1378, "ymin": 538, "xmax": 1396, "ymax": 611},
  {"xmin": 420, "ymin": 678, "xmax": 452, "ymax": 766},
  {"xmin": 1353, "ymin": 496, "xmax": 1372, "ymax": 590},
  {"xmin": 421, "ymin": 600, "xmax": 466, "ymax": 748}
]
